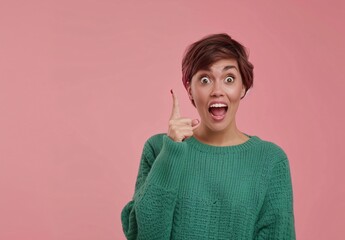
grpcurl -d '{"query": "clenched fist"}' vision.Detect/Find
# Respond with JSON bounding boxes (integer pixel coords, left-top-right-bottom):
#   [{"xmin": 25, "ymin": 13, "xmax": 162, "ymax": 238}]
[{"xmin": 167, "ymin": 90, "xmax": 200, "ymax": 142}]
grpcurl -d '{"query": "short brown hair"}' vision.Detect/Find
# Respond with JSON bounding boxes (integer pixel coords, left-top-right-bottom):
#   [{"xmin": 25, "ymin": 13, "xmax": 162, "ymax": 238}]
[{"xmin": 182, "ymin": 33, "xmax": 254, "ymax": 99}]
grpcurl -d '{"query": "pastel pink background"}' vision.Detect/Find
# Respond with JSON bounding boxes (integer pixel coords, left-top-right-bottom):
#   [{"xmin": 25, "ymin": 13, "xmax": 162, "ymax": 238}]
[{"xmin": 1, "ymin": 0, "xmax": 344, "ymax": 239}]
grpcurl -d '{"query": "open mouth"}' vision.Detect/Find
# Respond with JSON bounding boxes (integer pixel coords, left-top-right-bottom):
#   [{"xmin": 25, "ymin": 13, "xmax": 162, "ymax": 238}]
[{"xmin": 208, "ymin": 103, "xmax": 228, "ymax": 119}]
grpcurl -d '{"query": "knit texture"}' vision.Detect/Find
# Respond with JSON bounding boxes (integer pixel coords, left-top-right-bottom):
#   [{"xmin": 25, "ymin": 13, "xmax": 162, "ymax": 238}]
[{"xmin": 121, "ymin": 133, "xmax": 295, "ymax": 239}]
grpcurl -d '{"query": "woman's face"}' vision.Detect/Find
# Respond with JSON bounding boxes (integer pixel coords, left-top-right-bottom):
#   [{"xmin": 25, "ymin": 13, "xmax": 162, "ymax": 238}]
[{"xmin": 187, "ymin": 58, "xmax": 246, "ymax": 134}]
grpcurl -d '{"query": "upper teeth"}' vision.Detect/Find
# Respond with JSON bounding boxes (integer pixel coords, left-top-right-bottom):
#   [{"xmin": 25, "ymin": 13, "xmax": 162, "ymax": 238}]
[{"xmin": 210, "ymin": 103, "xmax": 227, "ymax": 108}]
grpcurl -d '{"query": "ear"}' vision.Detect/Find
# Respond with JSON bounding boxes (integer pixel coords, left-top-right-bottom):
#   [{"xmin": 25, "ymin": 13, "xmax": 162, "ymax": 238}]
[
  {"xmin": 186, "ymin": 81, "xmax": 196, "ymax": 107},
  {"xmin": 186, "ymin": 81, "xmax": 193, "ymax": 100},
  {"xmin": 241, "ymin": 86, "xmax": 246, "ymax": 98}
]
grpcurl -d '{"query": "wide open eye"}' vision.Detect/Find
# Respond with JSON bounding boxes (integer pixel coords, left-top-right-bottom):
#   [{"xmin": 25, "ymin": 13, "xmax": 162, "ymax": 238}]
[
  {"xmin": 200, "ymin": 76, "xmax": 211, "ymax": 84},
  {"xmin": 225, "ymin": 76, "xmax": 234, "ymax": 83}
]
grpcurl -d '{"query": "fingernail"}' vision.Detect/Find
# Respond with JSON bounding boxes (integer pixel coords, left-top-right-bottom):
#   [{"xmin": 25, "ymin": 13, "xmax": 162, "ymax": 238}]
[{"xmin": 170, "ymin": 89, "xmax": 173, "ymax": 94}]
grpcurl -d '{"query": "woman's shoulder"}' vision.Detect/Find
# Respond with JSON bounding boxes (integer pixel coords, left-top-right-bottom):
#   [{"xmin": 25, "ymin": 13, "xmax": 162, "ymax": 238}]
[
  {"xmin": 142, "ymin": 133, "xmax": 167, "ymax": 158},
  {"xmin": 254, "ymin": 135, "xmax": 289, "ymax": 162},
  {"xmin": 145, "ymin": 133, "xmax": 167, "ymax": 148},
  {"xmin": 146, "ymin": 133, "xmax": 166, "ymax": 143}
]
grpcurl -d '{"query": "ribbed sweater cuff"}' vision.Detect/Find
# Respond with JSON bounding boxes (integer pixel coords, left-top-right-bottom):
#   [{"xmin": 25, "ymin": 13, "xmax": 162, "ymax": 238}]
[{"xmin": 145, "ymin": 135, "xmax": 187, "ymax": 190}]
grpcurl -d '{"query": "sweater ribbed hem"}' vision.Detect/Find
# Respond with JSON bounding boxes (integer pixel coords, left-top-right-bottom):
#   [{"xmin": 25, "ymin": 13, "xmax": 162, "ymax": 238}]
[{"xmin": 184, "ymin": 133, "xmax": 261, "ymax": 154}]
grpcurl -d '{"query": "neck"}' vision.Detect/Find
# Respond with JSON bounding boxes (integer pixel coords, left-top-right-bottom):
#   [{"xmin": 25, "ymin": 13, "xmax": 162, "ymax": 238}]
[{"xmin": 194, "ymin": 121, "xmax": 249, "ymax": 146}]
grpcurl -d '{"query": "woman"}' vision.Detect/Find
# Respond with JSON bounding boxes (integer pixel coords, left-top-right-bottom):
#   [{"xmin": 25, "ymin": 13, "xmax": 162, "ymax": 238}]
[{"xmin": 121, "ymin": 33, "xmax": 295, "ymax": 239}]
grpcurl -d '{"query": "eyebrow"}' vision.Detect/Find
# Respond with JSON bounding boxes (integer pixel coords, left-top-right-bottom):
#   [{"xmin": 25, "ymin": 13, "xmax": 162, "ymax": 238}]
[
  {"xmin": 222, "ymin": 65, "xmax": 238, "ymax": 72},
  {"xmin": 201, "ymin": 65, "xmax": 239, "ymax": 72}
]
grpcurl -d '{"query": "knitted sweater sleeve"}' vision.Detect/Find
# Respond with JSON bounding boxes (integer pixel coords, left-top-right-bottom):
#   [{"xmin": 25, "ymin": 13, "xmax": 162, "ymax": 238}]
[
  {"xmin": 121, "ymin": 135, "xmax": 187, "ymax": 240},
  {"xmin": 254, "ymin": 151, "xmax": 296, "ymax": 239}
]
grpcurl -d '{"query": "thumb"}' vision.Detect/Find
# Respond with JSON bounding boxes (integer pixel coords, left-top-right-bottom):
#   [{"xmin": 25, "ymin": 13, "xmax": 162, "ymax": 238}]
[{"xmin": 191, "ymin": 119, "xmax": 200, "ymax": 129}]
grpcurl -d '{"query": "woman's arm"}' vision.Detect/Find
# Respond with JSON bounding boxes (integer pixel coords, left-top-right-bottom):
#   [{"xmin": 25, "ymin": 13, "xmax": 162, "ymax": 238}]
[
  {"xmin": 254, "ymin": 155, "xmax": 296, "ymax": 240},
  {"xmin": 121, "ymin": 91, "xmax": 198, "ymax": 239},
  {"xmin": 121, "ymin": 134, "xmax": 187, "ymax": 240}
]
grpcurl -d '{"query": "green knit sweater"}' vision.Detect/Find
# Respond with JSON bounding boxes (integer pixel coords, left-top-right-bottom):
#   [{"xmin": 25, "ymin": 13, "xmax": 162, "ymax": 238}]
[{"xmin": 121, "ymin": 133, "xmax": 295, "ymax": 239}]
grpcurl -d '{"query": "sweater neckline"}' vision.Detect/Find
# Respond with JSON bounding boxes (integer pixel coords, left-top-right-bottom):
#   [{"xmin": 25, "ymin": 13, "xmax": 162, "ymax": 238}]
[{"xmin": 185, "ymin": 133, "xmax": 261, "ymax": 154}]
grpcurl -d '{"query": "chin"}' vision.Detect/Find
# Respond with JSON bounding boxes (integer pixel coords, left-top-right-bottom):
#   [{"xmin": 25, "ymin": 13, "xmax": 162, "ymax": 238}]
[
  {"xmin": 209, "ymin": 125, "xmax": 230, "ymax": 133},
  {"xmin": 204, "ymin": 120, "xmax": 232, "ymax": 133}
]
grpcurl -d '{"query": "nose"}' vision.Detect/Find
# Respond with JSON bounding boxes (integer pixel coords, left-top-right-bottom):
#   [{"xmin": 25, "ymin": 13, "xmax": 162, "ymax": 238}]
[{"xmin": 210, "ymin": 80, "xmax": 224, "ymax": 97}]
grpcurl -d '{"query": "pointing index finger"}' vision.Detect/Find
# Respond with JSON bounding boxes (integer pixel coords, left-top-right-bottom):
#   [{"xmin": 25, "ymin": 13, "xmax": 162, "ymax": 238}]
[{"xmin": 170, "ymin": 89, "xmax": 181, "ymax": 119}]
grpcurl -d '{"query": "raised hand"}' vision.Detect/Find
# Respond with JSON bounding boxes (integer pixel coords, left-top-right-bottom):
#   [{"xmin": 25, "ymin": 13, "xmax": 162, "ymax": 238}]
[{"xmin": 167, "ymin": 90, "xmax": 200, "ymax": 142}]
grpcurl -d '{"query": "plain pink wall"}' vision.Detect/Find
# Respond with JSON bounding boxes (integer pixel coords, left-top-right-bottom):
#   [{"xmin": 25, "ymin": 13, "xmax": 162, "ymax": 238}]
[{"xmin": 1, "ymin": 0, "xmax": 344, "ymax": 239}]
